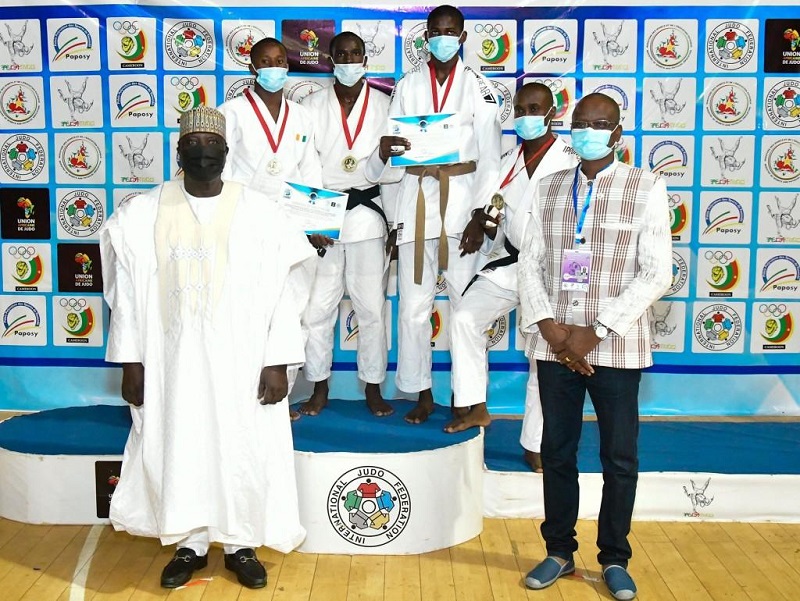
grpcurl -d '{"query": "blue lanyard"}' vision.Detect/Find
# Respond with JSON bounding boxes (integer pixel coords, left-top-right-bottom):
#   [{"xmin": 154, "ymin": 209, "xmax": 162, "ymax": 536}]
[{"xmin": 571, "ymin": 168, "xmax": 593, "ymax": 245}]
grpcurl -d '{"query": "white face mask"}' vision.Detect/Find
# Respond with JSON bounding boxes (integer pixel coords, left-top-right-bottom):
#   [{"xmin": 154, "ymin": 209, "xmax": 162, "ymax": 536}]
[{"xmin": 333, "ymin": 62, "xmax": 366, "ymax": 87}]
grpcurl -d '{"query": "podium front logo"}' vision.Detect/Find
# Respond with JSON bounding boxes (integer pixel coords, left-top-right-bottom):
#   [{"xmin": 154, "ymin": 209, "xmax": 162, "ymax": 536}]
[{"xmin": 328, "ymin": 467, "xmax": 411, "ymax": 548}]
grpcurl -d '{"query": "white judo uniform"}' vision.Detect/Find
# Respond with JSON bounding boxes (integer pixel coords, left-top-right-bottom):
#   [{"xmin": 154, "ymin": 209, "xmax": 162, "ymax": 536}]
[
  {"xmin": 219, "ymin": 88, "xmax": 323, "ymax": 397},
  {"xmin": 219, "ymin": 89, "xmax": 323, "ymax": 196},
  {"xmin": 450, "ymin": 137, "xmax": 578, "ymax": 452},
  {"xmin": 300, "ymin": 83, "xmax": 391, "ymax": 385},
  {"xmin": 101, "ymin": 180, "xmax": 315, "ymax": 552},
  {"xmin": 365, "ymin": 59, "xmax": 502, "ymax": 393}
]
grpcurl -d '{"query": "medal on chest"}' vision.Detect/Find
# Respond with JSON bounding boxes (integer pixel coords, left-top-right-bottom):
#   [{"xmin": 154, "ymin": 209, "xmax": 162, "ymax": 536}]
[
  {"xmin": 267, "ymin": 157, "xmax": 282, "ymax": 175},
  {"xmin": 342, "ymin": 155, "xmax": 357, "ymax": 173}
]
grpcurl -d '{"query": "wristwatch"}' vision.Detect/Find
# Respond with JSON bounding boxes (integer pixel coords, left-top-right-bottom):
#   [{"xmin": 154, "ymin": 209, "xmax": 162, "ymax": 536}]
[{"xmin": 592, "ymin": 320, "xmax": 609, "ymax": 340}]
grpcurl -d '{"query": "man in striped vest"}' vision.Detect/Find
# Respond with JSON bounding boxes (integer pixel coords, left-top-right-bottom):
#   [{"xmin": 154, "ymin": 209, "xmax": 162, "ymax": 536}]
[{"xmin": 518, "ymin": 93, "xmax": 672, "ymax": 601}]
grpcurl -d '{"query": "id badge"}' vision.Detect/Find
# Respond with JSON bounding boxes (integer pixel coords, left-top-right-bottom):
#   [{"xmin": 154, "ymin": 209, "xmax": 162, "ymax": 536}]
[{"xmin": 560, "ymin": 248, "xmax": 592, "ymax": 292}]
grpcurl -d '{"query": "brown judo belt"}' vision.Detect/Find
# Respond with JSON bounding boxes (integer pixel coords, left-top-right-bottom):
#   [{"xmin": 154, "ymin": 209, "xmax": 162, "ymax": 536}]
[{"xmin": 405, "ymin": 161, "xmax": 477, "ymax": 285}]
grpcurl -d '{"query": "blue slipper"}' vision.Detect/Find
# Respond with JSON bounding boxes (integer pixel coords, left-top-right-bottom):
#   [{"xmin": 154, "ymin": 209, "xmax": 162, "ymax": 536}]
[
  {"xmin": 603, "ymin": 565, "xmax": 637, "ymax": 600},
  {"xmin": 525, "ymin": 556, "xmax": 575, "ymax": 589}
]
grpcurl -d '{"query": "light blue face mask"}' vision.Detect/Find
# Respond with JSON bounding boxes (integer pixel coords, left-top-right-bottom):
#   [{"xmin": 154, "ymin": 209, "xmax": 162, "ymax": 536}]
[
  {"xmin": 427, "ymin": 34, "xmax": 461, "ymax": 62},
  {"xmin": 256, "ymin": 67, "xmax": 288, "ymax": 93},
  {"xmin": 333, "ymin": 62, "xmax": 366, "ymax": 87},
  {"xmin": 514, "ymin": 110, "xmax": 553, "ymax": 141},
  {"xmin": 570, "ymin": 126, "xmax": 618, "ymax": 160}
]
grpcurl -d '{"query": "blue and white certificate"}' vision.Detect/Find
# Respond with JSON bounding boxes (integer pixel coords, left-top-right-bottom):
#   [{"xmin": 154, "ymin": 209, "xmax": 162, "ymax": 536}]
[
  {"xmin": 388, "ymin": 113, "xmax": 461, "ymax": 167},
  {"xmin": 280, "ymin": 182, "xmax": 348, "ymax": 239}
]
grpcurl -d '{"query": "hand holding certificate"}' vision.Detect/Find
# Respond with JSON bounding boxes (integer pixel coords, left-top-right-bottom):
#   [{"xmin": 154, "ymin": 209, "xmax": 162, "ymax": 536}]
[
  {"xmin": 388, "ymin": 113, "xmax": 461, "ymax": 167},
  {"xmin": 280, "ymin": 182, "xmax": 348, "ymax": 240}
]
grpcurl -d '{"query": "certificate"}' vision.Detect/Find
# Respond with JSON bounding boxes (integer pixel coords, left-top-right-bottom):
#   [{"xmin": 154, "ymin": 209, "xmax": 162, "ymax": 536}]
[
  {"xmin": 280, "ymin": 182, "xmax": 348, "ymax": 239},
  {"xmin": 388, "ymin": 113, "xmax": 461, "ymax": 167}
]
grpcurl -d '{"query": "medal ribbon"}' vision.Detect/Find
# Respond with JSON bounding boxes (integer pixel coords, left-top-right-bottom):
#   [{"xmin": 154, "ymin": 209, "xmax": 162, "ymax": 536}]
[
  {"xmin": 340, "ymin": 85, "xmax": 371, "ymax": 151},
  {"xmin": 499, "ymin": 135, "xmax": 556, "ymax": 191},
  {"xmin": 244, "ymin": 88, "xmax": 289, "ymax": 154},
  {"xmin": 429, "ymin": 61, "xmax": 457, "ymax": 113}
]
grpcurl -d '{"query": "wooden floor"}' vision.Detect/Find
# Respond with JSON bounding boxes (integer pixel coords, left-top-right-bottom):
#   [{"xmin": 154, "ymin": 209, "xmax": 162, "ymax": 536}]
[{"xmin": 0, "ymin": 519, "xmax": 798, "ymax": 600}]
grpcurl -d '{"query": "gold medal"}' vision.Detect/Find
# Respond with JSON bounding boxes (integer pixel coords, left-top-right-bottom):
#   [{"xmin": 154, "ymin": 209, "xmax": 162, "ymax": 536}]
[
  {"xmin": 342, "ymin": 155, "xmax": 357, "ymax": 173},
  {"xmin": 491, "ymin": 193, "xmax": 505, "ymax": 210},
  {"xmin": 267, "ymin": 158, "xmax": 282, "ymax": 176}
]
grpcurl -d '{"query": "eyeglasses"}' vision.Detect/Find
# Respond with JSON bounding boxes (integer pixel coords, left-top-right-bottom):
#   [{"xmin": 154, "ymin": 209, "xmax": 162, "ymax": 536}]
[{"xmin": 571, "ymin": 120, "xmax": 619, "ymax": 130}]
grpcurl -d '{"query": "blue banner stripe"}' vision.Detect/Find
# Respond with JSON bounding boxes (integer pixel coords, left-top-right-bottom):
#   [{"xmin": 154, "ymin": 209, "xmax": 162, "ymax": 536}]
[{"xmin": 1, "ymin": 357, "xmax": 795, "ymax": 376}]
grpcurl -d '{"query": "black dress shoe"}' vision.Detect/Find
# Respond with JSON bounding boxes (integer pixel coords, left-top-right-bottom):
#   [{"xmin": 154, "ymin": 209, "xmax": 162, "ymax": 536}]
[
  {"xmin": 224, "ymin": 548, "xmax": 267, "ymax": 588},
  {"xmin": 160, "ymin": 547, "xmax": 208, "ymax": 588}
]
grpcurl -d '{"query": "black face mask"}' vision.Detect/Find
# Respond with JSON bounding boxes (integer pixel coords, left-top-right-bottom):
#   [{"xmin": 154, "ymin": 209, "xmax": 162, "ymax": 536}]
[{"xmin": 179, "ymin": 144, "xmax": 226, "ymax": 182}]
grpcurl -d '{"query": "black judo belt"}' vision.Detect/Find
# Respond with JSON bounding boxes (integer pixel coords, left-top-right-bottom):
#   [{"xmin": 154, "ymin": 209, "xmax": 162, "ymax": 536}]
[
  {"xmin": 346, "ymin": 185, "xmax": 388, "ymax": 233},
  {"xmin": 462, "ymin": 237, "xmax": 520, "ymax": 295}
]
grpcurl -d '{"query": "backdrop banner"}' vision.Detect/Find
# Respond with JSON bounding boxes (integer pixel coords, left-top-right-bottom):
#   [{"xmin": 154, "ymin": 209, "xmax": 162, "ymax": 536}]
[{"xmin": 0, "ymin": 1, "xmax": 798, "ymax": 414}]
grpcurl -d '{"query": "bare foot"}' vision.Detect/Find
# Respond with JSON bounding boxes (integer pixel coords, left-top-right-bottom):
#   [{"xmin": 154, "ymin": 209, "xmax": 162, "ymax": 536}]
[
  {"xmin": 443, "ymin": 403, "xmax": 491, "ymax": 433},
  {"xmin": 365, "ymin": 383, "xmax": 394, "ymax": 417},
  {"xmin": 524, "ymin": 450, "xmax": 543, "ymax": 473},
  {"xmin": 404, "ymin": 389, "xmax": 435, "ymax": 424},
  {"xmin": 290, "ymin": 409, "xmax": 301, "ymax": 421},
  {"xmin": 450, "ymin": 392, "xmax": 469, "ymax": 417},
  {"xmin": 299, "ymin": 380, "xmax": 329, "ymax": 416}
]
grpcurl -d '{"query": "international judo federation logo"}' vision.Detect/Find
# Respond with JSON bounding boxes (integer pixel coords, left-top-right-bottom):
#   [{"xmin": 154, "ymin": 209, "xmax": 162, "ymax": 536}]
[
  {"xmin": 759, "ymin": 303, "xmax": 794, "ymax": 347},
  {"xmin": 58, "ymin": 190, "xmax": 104, "ymax": 238},
  {"xmin": 694, "ymin": 304, "xmax": 742, "ymax": 351},
  {"xmin": 707, "ymin": 22, "xmax": 755, "ymax": 70},
  {"xmin": 328, "ymin": 467, "xmax": 411, "ymax": 548},
  {"xmin": 765, "ymin": 80, "xmax": 800, "ymax": 129},
  {"xmin": 667, "ymin": 250, "xmax": 688, "ymax": 296},
  {"xmin": 403, "ymin": 23, "xmax": 429, "ymax": 68},
  {"xmin": 487, "ymin": 315, "xmax": 507, "ymax": 349},
  {"xmin": 647, "ymin": 24, "xmax": 692, "ymax": 69},
  {"xmin": 706, "ymin": 82, "xmax": 751, "ymax": 126},
  {"xmin": 165, "ymin": 21, "xmax": 213, "ymax": 69},
  {"xmin": 1, "ymin": 134, "xmax": 45, "ymax": 181},
  {"xmin": 683, "ymin": 478, "xmax": 714, "ymax": 518},
  {"xmin": 1, "ymin": 81, "xmax": 40, "ymax": 126},
  {"xmin": 488, "ymin": 80, "xmax": 513, "ymax": 124},
  {"xmin": 474, "ymin": 23, "xmax": 511, "ymax": 70}
]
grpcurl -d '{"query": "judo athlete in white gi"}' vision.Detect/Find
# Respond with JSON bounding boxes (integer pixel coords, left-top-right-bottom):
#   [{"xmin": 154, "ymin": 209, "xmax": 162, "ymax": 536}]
[
  {"xmin": 218, "ymin": 37, "xmax": 322, "ymax": 420},
  {"xmin": 366, "ymin": 4, "xmax": 502, "ymax": 424},
  {"xmin": 219, "ymin": 37, "xmax": 322, "ymax": 197},
  {"xmin": 298, "ymin": 32, "xmax": 394, "ymax": 417},
  {"xmin": 101, "ymin": 107, "xmax": 315, "ymax": 590},
  {"xmin": 446, "ymin": 83, "xmax": 579, "ymax": 472}
]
